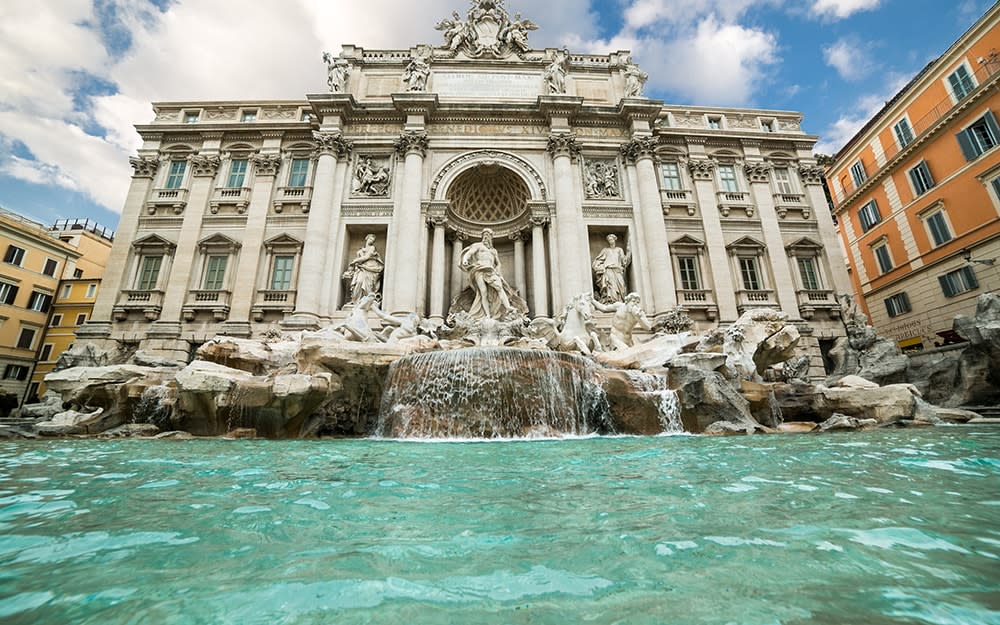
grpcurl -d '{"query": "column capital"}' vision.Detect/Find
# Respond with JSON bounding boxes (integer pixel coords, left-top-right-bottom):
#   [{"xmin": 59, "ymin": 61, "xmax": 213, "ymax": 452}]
[
  {"xmin": 620, "ymin": 136, "xmax": 659, "ymax": 163},
  {"xmin": 188, "ymin": 154, "xmax": 221, "ymax": 177},
  {"xmin": 509, "ymin": 229, "xmax": 528, "ymax": 242},
  {"xmin": 796, "ymin": 164, "xmax": 826, "ymax": 185},
  {"xmin": 687, "ymin": 158, "xmax": 717, "ymax": 181},
  {"xmin": 427, "ymin": 214, "xmax": 448, "ymax": 228},
  {"xmin": 251, "ymin": 153, "xmax": 283, "ymax": 177},
  {"xmin": 744, "ymin": 161, "xmax": 773, "ymax": 183},
  {"xmin": 530, "ymin": 215, "xmax": 550, "ymax": 228},
  {"xmin": 129, "ymin": 155, "xmax": 160, "ymax": 179},
  {"xmin": 312, "ymin": 131, "xmax": 353, "ymax": 159},
  {"xmin": 395, "ymin": 130, "xmax": 429, "ymax": 157},
  {"xmin": 546, "ymin": 132, "xmax": 580, "ymax": 160}
]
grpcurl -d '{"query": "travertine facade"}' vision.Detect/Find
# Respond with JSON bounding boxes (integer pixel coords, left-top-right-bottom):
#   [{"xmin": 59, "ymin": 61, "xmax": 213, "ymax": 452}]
[{"xmin": 81, "ymin": 1, "xmax": 849, "ymax": 374}]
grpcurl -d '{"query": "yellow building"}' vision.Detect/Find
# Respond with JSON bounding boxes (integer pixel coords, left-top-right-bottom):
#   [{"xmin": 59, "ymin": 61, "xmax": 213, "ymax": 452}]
[
  {"xmin": 29, "ymin": 220, "xmax": 114, "ymax": 400},
  {"xmin": 0, "ymin": 209, "xmax": 80, "ymax": 409}
]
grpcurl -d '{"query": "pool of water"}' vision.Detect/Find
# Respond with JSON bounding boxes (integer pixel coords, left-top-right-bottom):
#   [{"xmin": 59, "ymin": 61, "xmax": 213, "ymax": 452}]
[{"xmin": 0, "ymin": 428, "xmax": 998, "ymax": 625}]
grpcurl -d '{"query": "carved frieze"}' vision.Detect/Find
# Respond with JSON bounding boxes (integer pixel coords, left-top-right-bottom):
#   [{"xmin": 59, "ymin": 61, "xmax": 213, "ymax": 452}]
[
  {"xmin": 619, "ymin": 137, "xmax": 658, "ymax": 163},
  {"xmin": 687, "ymin": 158, "xmax": 717, "ymax": 181},
  {"xmin": 129, "ymin": 156, "xmax": 160, "ymax": 179},
  {"xmin": 204, "ymin": 108, "xmax": 235, "ymax": 121},
  {"xmin": 582, "ymin": 159, "xmax": 621, "ymax": 199},
  {"xmin": 672, "ymin": 113, "xmax": 704, "ymax": 128},
  {"xmin": 394, "ymin": 131, "xmax": 429, "ymax": 158},
  {"xmin": 312, "ymin": 131, "xmax": 353, "ymax": 159},
  {"xmin": 546, "ymin": 133, "xmax": 580, "ymax": 159},
  {"xmin": 262, "ymin": 107, "xmax": 297, "ymax": 120},
  {"xmin": 744, "ymin": 162, "xmax": 773, "ymax": 183},
  {"xmin": 189, "ymin": 155, "xmax": 221, "ymax": 177},
  {"xmin": 352, "ymin": 156, "xmax": 393, "ymax": 197},
  {"xmin": 251, "ymin": 154, "xmax": 282, "ymax": 177}
]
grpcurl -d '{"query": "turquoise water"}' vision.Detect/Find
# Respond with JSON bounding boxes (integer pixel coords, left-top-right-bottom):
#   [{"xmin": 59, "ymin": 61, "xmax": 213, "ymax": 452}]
[{"xmin": 0, "ymin": 429, "xmax": 998, "ymax": 625}]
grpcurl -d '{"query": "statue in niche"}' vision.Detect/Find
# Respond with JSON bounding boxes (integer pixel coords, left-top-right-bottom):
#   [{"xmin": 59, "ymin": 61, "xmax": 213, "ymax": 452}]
[
  {"xmin": 499, "ymin": 13, "xmax": 537, "ymax": 53},
  {"xmin": 353, "ymin": 157, "xmax": 391, "ymax": 196},
  {"xmin": 592, "ymin": 234, "xmax": 631, "ymax": 304},
  {"xmin": 322, "ymin": 52, "xmax": 350, "ymax": 93},
  {"xmin": 403, "ymin": 54, "xmax": 431, "ymax": 92},
  {"xmin": 583, "ymin": 161, "xmax": 619, "ymax": 198},
  {"xmin": 622, "ymin": 56, "xmax": 648, "ymax": 98},
  {"xmin": 454, "ymin": 228, "xmax": 527, "ymax": 321},
  {"xmin": 590, "ymin": 292, "xmax": 651, "ymax": 351},
  {"xmin": 544, "ymin": 48, "xmax": 569, "ymax": 94},
  {"xmin": 342, "ymin": 234, "xmax": 385, "ymax": 306}
]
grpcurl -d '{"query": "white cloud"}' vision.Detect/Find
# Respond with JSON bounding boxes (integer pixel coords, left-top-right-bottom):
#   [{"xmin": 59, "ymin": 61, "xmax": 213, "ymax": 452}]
[
  {"xmin": 811, "ymin": 0, "xmax": 880, "ymax": 20},
  {"xmin": 823, "ymin": 38, "xmax": 873, "ymax": 81},
  {"xmin": 813, "ymin": 74, "xmax": 910, "ymax": 155}
]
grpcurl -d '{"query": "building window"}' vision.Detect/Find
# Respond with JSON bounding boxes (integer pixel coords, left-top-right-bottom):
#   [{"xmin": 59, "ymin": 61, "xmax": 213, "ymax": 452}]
[
  {"xmin": 948, "ymin": 64, "xmax": 976, "ymax": 100},
  {"xmin": 957, "ymin": 111, "xmax": 1000, "ymax": 161},
  {"xmin": 288, "ymin": 158, "xmax": 310, "ymax": 187},
  {"xmin": 85, "ymin": 283, "xmax": 97, "ymax": 298},
  {"xmin": 241, "ymin": 110, "xmax": 258, "ymax": 122},
  {"xmin": 16, "ymin": 328, "xmax": 35, "ymax": 350},
  {"xmin": 61, "ymin": 284, "xmax": 71, "ymax": 299},
  {"xmin": 27, "ymin": 292, "xmax": 52, "ymax": 313},
  {"xmin": 3, "ymin": 365, "xmax": 29, "ymax": 381},
  {"xmin": 923, "ymin": 209, "xmax": 953, "ymax": 247},
  {"xmin": 797, "ymin": 257, "xmax": 822, "ymax": 290},
  {"xmin": 738, "ymin": 257, "xmax": 763, "ymax": 291},
  {"xmin": 270, "ymin": 255, "xmax": 295, "ymax": 290},
  {"xmin": 939, "ymin": 266, "xmax": 979, "ymax": 297},
  {"xmin": 184, "ymin": 111, "xmax": 200, "ymax": 124},
  {"xmin": 39, "ymin": 344, "xmax": 53, "ymax": 362},
  {"xmin": 885, "ymin": 292, "xmax": 911, "ymax": 318},
  {"xmin": 661, "ymin": 163, "xmax": 683, "ymax": 190},
  {"xmin": 73, "ymin": 268, "xmax": 83, "ymax": 278},
  {"xmin": 50, "ymin": 314, "xmax": 62, "ymax": 327},
  {"xmin": 773, "ymin": 167, "xmax": 794, "ymax": 194},
  {"xmin": 4, "ymin": 245, "xmax": 25, "ymax": 267},
  {"xmin": 850, "ymin": 160, "xmax": 867, "ymax": 187},
  {"xmin": 75, "ymin": 313, "xmax": 87, "ymax": 326},
  {"xmin": 718, "ymin": 165, "xmax": 739, "ymax": 193},
  {"xmin": 677, "ymin": 256, "xmax": 701, "ymax": 290},
  {"xmin": 708, "ymin": 116, "xmax": 722, "ymax": 130},
  {"xmin": 202, "ymin": 255, "xmax": 228, "ymax": 291},
  {"xmin": 42, "ymin": 258, "xmax": 58, "ymax": 277},
  {"xmin": 858, "ymin": 200, "xmax": 882, "ymax": 233},
  {"xmin": 873, "ymin": 243, "xmax": 894, "ymax": 274},
  {"xmin": 137, "ymin": 255, "xmax": 163, "ymax": 291},
  {"xmin": 909, "ymin": 161, "xmax": 935, "ymax": 195},
  {"xmin": 894, "ymin": 118, "xmax": 915, "ymax": 147},
  {"xmin": 0, "ymin": 282, "xmax": 18, "ymax": 305},
  {"xmin": 226, "ymin": 159, "xmax": 248, "ymax": 188},
  {"xmin": 164, "ymin": 160, "xmax": 187, "ymax": 189}
]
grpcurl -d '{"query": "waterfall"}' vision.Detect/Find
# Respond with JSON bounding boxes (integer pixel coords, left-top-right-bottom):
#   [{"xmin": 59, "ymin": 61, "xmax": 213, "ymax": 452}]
[
  {"xmin": 623, "ymin": 371, "xmax": 684, "ymax": 434},
  {"xmin": 375, "ymin": 348, "xmax": 612, "ymax": 439}
]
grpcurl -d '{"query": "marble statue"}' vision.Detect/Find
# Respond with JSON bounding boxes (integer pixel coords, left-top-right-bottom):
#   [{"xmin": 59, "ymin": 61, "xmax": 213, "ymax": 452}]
[
  {"xmin": 544, "ymin": 48, "xmax": 569, "ymax": 94},
  {"xmin": 584, "ymin": 161, "xmax": 619, "ymax": 198},
  {"xmin": 330, "ymin": 293, "xmax": 379, "ymax": 342},
  {"xmin": 460, "ymin": 229, "xmax": 516, "ymax": 320},
  {"xmin": 322, "ymin": 52, "xmax": 349, "ymax": 93},
  {"xmin": 436, "ymin": 12, "xmax": 471, "ymax": 51},
  {"xmin": 403, "ymin": 55, "xmax": 431, "ymax": 92},
  {"xmin": 343, "ymin": 234, "xmax": 384, "ymax": 305},
  {"xmin": 622, "ymin": 56, "xmax": 648, "ymax": 98},
  {"xmin": 592, "ymin": 234, "xmax": 631, "ymax": 304},
  {"xmin": 591, "ymin": 292, "xmax": 651, "ymax": 351},
  {"xmin": 373, "ymin": 306, "xmax": 421, "ymax": 343},
  {"xmin": 500, "ymin": 13, "xmax": 537, "ymax": 52},
  {"xmin": 353, "ymin": 157, "xmax": 391, "ymax": 197}
]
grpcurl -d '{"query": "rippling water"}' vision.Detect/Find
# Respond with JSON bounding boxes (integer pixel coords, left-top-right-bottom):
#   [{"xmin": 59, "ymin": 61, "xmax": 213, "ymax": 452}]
[{"xmin": 0, "ymin": 429, "xmax": 998, "ymax": 625}]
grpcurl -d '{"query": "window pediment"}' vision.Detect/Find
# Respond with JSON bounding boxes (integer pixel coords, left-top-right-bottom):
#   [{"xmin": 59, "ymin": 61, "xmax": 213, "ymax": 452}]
[
  {"xmin": 132, "ymin": 234, "xmax": 176, "ymax": 254},
  {"xmin": 197, "ymin": 233, "xmax": 241, "ymax": 253}
]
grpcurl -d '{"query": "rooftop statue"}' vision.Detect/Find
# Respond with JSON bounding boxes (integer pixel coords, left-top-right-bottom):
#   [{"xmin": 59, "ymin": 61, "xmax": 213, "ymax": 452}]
[
  {"xmin": 622, "ymin": 56, "xmax": 648, "ymax": 98},
  {"xmin": 322, "ymin": 52, "xmax": 350, "ymax": 93},
  {"xmin": 435, "ymin": 0, "xmax": 538, "ymax": 58}
]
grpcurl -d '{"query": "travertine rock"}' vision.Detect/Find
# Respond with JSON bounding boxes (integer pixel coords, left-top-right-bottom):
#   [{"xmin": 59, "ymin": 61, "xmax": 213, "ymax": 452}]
[
  {"xmin": 594, "ymin": 332, "xmax": 696, "ymax": 369},
  {"xmin": 775, "ymin": 382, "xmax": 918, "ymax": 425},
  {"xmin": 723, "ymin": 309, "xmax": 800, "ymax": 381},
  {"xmin": 668, "ymin": 365, "xmax": 758, "ymax": 433}
]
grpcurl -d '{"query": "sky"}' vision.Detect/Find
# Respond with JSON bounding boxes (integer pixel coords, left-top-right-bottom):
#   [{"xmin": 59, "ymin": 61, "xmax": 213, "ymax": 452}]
[{"xmin": 0, "ymin": 0, "xmax": 994, "ymax": 232}]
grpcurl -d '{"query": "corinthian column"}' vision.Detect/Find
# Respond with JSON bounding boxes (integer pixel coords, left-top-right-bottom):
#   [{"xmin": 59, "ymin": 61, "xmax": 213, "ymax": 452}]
[
  {"xmin": 798, "ymin": 164, "xmax": 852, "ymax": 296},
  {"xmin": 530, "ymin": 216, "xmax": 549, "ymax": 317},
  {"xmin": 621, "ymin": 137, "xmax": 676, "ymax": 312},
  {"xmin": 547, "ymin": 133, "xmax": 587, "ymax": 300},
  {"xmin": 511, "ymin": 230, "xmax": 527, "ymax": 301},
  {"xmin": 745, "ymin": 161, "xmax": 800, "ymax": 319},
  {"xmin": 688, "ymin": 157, "xmax": 738, "ymax": 321},
  {"xmin": 450, "ymin": 233, "xmax": 466, "ymax": 304},
  {"xmin": 285, "ymin": 131, "xmax": 353, "ymax": 328},
  {"xmin": 428, "ymin": 216, "xmax": 448, "ymax": 321},
  {"xmin": 391, "ymin": 130, "xmax": 429, "ymax": 314}
]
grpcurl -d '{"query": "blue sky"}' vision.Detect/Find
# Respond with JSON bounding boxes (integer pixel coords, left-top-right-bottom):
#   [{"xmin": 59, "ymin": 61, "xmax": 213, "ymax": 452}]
[{"xmin": 0, "ymin": 0, "xmax": 994, "ymax": 232}]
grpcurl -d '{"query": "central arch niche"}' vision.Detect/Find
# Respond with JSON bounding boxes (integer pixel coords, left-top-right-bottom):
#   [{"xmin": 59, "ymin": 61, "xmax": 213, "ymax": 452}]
[{"xmin": 447, "ymin": 164, "xmax": 530, "ymax": 230}]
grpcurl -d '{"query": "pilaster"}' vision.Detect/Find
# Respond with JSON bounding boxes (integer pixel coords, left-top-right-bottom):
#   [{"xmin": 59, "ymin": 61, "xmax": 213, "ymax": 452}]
[
  {"xmin": 547, "ymin": 132, "xmax": 588, "ymax": 301},
  {"xmin": 746, "ymin": 161, "xmax": 800, "ymax": 319},
  {"xmin": 799, "ymin": 164, "xmax": 853, "ymax": 296},
  {"xmin": 391, "ymin": 130, "xmax": 430, "ymax": 314}
]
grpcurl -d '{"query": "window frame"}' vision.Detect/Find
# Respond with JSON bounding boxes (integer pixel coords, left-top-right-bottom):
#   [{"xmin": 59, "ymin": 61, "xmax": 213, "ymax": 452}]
[
  {"xmin": 42, "ymin": 258, "xmax": 58, "ymax": 277},
  {"xmin": 270, "ymin": 255, "xmax": 295, "ymax": 291},
  {"xmin": 164, "ymin": 160, "xmax": 187, "ymax": 189},
  {"xmin": 773, "ymin": 167, "xmax": 795, "ymax": 194},
  {"xmin": 957, "ymin": 110, "xmax": 1000, "ymax": 161},
  {"xmin": 39, "ymin": 344, "xmax": 53, "ymax": 362},
  {"xmin": 226, "ymin": 158, "xmax": 249, "ymax": 188},
  {"xmin": 946, "ymin": 61, "xmax": 977, "ymax": 102},
  {"xmin": 4, "ymin": 245, "xmax": 25, "ymax": 267},
  {"xmin": 27, "ymin": 291, "xmax": 52, "ymax": 313},
  {"xmin": 240, "ymin": 109, "xmax": 259, "ymax": 122},
  {"xmin": 50, "ymin": 314, "xmax": 62, "ymax": 327},
  {"xmin": 908, "ymin": 161, "xmax": 935, "ymax": 196},
  {"xmin": 661, "ymin": 162, "xmax": 683, "ymax": 191},
  {"xmin": 61, "ymin": 284, "xmax": 71, "ymax": 299},
  {"xmin": 183, "ymin": 110, "xmax": 200, "ymax": 124},
  {"xmin": 3, "ymin": 364, "xmax": 29, "ymax": 381},
  {"xmin": 707, "ymin": 116, "xmax": 723, "ymax": 130},
  {"xmin": 872, "ymin": 240, "xmax": 894, "ymax": 275},
  {"xmin": 920, "ymin": 203, "xmax": 953, "ymax": 248},
  {"xmin": 885, "ymin": 292, "xmax": 912, "ymax": 318},
  {"xmin": 850, "ymin": 160, "xmax": 867, "ymax": 187},
  {"xmin": 677, "ymin": 255, "xmax": 702, "ymax": 291},
  {"xmin": 939, "ymin": 266, "xmax": 979, "ymax": 298},
  {"xmin": 136, "ymin": 255, "xmax": 164, "ymax": 291},
  {"xmin": 75, "ymin": 313, "xmax": 87, "ymax": 326},
  {"xmin": 858, "ymin": 199, "xmax": 882, "ymax": 233},
  {"xmin": 202, "ymin": 254, "xmax": 229, "ymax": 291},
  {"xmin": 893, "ymin": 116, "xmax": 915, "ymax": 148},
  {"xmin": 16, "ymin": 327, "xmax": 36, "ymax": 350},
  {"xmin": 0, "ymin": 281, "xmax": 18, "ymax": 306},
  {"xmin": 287, "ymin": 158, "xmax": 311, "ymax": 188},
  {"xmin": 85, "ymin": 283, "xmax": 97, "ymax": 298},
  {"xmin": 738, "ymin": 256, "xmax": 763, "ymax": 291},
  {"xmin": 717, "ymin": 164, "xmax": 740, "ymax": 193},
  {"xmin": 796, "ymin": 256, "xmax": 822, "ymax": 291}
]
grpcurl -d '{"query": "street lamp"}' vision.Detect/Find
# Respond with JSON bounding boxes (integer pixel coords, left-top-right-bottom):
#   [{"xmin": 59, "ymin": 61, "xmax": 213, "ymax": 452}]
[{"xmin": 961, "ymin": 248, "xmax": 997, "ymax": 266}]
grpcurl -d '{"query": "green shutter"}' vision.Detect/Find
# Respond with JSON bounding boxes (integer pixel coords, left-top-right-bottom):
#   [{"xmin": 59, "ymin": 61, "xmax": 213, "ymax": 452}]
[
  {"xmin": 962, "ymin": 266, "xmax": 979, "ymax": 290},
  {"xmin": 956, "ymin": 129, "xmax": 978, "ymax": 161},
  {"xmin": 983, "ymin": 111, "xmax": 1000, "ymax": 146},
  {"xmin": 939, "ymin": 274, "xmax": 956, "ymax": 297}
]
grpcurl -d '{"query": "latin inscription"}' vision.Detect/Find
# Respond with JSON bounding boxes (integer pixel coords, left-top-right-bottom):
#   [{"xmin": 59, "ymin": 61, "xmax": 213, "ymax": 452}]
[{"xmin": 433, "ymin": 72, "xmax": 541, "ymax": 99}]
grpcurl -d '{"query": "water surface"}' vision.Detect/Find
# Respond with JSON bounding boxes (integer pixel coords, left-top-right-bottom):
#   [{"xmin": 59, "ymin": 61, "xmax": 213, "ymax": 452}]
[{"xmin": 0, "ymin": 428, "xmax": 998, "ymax": 624}]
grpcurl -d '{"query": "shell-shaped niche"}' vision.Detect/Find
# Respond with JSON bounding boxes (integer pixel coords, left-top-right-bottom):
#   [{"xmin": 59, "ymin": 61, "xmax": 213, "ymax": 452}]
[{"xmin": 447, "ymin": 165, "xmax": 529, "ymax": 225}]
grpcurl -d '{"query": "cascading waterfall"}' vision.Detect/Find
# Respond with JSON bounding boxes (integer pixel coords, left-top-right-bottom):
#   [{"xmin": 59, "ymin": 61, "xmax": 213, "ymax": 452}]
[
  {"xmin": 624, "ymin": 370, "xmax": 684, "ymax": 433},
  {"xmin": 375, "ymin": 348, "xmax": 613, "ymax": 439}
]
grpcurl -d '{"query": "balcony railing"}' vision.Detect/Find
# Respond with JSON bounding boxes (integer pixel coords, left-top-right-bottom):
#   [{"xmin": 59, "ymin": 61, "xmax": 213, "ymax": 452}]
[
  {"xmin": 252, "ymin": 290, "xmax": 297, "ymax": 321},
  {"xmin": 209, "ymin": 187, "xmax": 251, "ymax": 213},
  {"xmin": 773, "ymin": 193, "xmax": 811, "ymax": 219},
  {"xmin": 183, "ymin": 290, "xmax": 232, "ymax": 321},
  {"xmin": 796, "ymin": 289, "xmax": 838, "ymax": 319},
  {"xmin": 115, "ymin": 290, "xmax": 164, "ymax": 321},
  {"xmin": 736, "ymin": 289, "xmax": 776, "ymax": 310},
  {"xmin": 273, "ymin": 186, "xmax": 313, "ymax": 213},
  {"xmin": 660, "ymin": 189, "xmax": 696, "ymax": 215},
  {"xmin": 146, "ymin": 188, "xmax": 189, "ymax": 214},
  {"xmin": 717, "ymin": 190, "xmax": 755, "ymax": 217}
]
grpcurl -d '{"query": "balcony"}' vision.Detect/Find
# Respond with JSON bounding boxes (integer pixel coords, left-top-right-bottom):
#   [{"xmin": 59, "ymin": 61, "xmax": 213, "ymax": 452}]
[
  {"xmin": 273, "ymin": 186, "xmax": 312, "ymax": 213},
  {"xmin": 716, "ymin": 191, "xmax": 755, "ymax": 218},
  {"xmin": 252, "ymin": 290, "xmax": 297, "ymax": 321},
  {"xmin": 660, "ymin": 189, "xmax": 696, "ymax": 216},
  {"xmin": 114, "ymin": 290, "xmax": 165, "ymax": 321},
  {"xmin": 183, "ymin": 290, "xmax": 232, "ymax": 321},
  {"xmin": 676, "ymin": 289, "xmax": 718, "ymax": 320},
  {"xmin": 796, "ymin": 289, "xmax": 839, "ymax": 319},
  {"xmin": 209, "ymin": 187, "xmax": 251, "ymax": 213},
  {"xmin": 772, "ymin": 193, "xmax": 811, "ymax": 219},
  {"xmin": 736, "ymin": 289, "xmax": 777, "ymax": 312},
  {"xmin": 146, "ymin": 188, "xmax": 188, "ymax": 214}
]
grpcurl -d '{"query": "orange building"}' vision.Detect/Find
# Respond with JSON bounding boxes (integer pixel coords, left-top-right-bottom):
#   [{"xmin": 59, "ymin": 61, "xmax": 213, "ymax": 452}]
[{"xmin": 827, "ymin": 5, "xmax": 1000, "ymax": 352}]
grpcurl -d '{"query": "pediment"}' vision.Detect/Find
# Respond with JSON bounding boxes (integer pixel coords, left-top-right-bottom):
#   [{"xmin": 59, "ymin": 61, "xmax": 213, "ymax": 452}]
[
  {"xmin": 263, "ymin": 234, "xmax": 303, "ymax": 251},
  {"xmin": 197, "ymin": 233, "xmax": 241, "ymax": 252},
  {"xmin": 726, "ymin": 235, "xmax": 765, "ymax": 251},
  {"xmin": 785, "ymin": 236, "xmax": 823, "ymax": 251},
  {"xmin": 132, "ymin": 233, "xmax": 176, "ymax": 251},
  {"xmin": 671, "ymin": 234, "xmax": 705, "ymax": 249}
]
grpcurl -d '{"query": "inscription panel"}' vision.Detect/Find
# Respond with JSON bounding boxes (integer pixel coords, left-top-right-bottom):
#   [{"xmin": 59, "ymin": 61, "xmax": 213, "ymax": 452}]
[{"xmin": 433, "ymin": 72, "xmax": 541, "ymax": 99}]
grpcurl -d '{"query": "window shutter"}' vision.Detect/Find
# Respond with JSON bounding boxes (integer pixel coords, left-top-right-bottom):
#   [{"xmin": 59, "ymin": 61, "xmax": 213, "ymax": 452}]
[
  {"xmin": 956, "ymin": 129, "xmax": 978, "ymax": 161},
  {"xmin": 984, "ymin": 111, "xmax": 1000, "ymax": 144},
  {"xmin": 939, "ymin": 274, "xmax": 955, "ymax": 297},
  {"xmin": 962, "ymin": 266, "xmax": 979, "ymax": 290},
  {"xmin": 3, "ymin": 285, "xmax": 17, "ymax": 305},
  {"xmin": 921, "ymin": 162, "xmax": 934, "ymax": 186}
]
